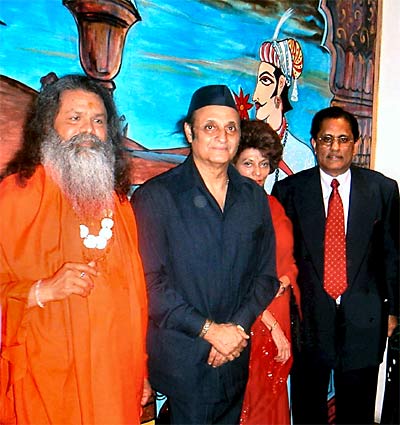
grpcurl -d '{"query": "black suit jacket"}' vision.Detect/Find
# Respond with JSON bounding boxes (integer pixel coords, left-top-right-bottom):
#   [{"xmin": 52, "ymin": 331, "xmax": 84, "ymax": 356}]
[{"xmin": 272, "ymin": 166, "xmax": 399, "ymax": 371}]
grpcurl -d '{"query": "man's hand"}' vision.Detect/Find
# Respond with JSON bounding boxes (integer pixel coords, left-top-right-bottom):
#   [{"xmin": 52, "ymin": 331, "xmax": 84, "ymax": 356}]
[
  {"xmin": 388, "ymin": 315, "xmax": 398, "ymax": 337},
  {"xmin": 141, "ymin": 378, "xmax": 152, "ymax": 406},
  {"xmin": 28, "ymin": 261, "xmax": 99, "ymax": 307},
  {"xmin": 207, "ymin": 346, "xmax": 229, "ymax": 368},
  {"xmin": 203, "ymin": 322, "xmax": 249, "ymax": 357}
]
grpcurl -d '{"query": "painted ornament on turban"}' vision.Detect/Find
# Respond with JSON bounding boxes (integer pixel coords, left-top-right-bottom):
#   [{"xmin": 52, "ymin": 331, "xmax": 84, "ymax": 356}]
[{"xmin": 258, "ymin": 8, "xmax": 304, "ymax": 102}]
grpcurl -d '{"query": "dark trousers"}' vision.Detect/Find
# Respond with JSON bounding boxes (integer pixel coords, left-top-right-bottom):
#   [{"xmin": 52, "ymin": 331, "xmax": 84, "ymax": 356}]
[
  {"xmin": 168, "ymin": 391, "xmax": 244, "ymax": 425},
  {"xmin": 291, "ymin": 352, "xmax": 379, "ymax": 425}
]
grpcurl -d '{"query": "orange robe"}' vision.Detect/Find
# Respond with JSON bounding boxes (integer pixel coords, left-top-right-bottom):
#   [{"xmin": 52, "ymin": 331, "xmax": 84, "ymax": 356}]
[
  {"xmin": 240, "ymin": 195, "xmax": 300, "ymax": 425},
  {"xmin": 0, "ymin": 166, "xmax": 148, "ymax": 424}
]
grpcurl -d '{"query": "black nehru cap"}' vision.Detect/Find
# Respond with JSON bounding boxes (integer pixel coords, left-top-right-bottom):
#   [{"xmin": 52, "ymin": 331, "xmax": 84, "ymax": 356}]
[{"xmin": 187, "ymin": 85, "xmax": 237, "ymax": 117}]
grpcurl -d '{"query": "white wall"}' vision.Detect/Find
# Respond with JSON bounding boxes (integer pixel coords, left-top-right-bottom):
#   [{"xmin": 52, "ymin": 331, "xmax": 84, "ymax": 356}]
[
  {"xmin": 374, "ymin": 0, "xmax": 400, "ymax": 183},
  {"xmin": 374, "ymin": 2, "xmax": 399, "ymax": 422}
]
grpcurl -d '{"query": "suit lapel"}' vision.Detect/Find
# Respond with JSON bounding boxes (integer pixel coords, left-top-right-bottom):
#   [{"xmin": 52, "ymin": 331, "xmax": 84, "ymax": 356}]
[
  {"xmin": 296, "ymin": 169, "xmax": 326, "ymax": 282},
  {"xmin": 346, "ymin": 167, "xmax": 376, "ymax": 285}
]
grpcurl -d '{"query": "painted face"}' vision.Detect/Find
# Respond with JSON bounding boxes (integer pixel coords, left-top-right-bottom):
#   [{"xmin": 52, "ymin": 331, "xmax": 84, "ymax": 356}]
[
  {"xmin": 54, "ymin": 89, "xmax": 108, "ymax": 143},
  {"xmin": 312, "ymin": 117, "xmax": 359, "ymax": 177},
  {"xmin": 185, "ymin": 105, "xmax": 240, "ymax": 167},
  {"xmin": 253, "ymin": 62, "xmax": 281, "ymax": 121},
  {"xmin": 234, "ymin": 148, "xmax": 270, "ymax": 187}
]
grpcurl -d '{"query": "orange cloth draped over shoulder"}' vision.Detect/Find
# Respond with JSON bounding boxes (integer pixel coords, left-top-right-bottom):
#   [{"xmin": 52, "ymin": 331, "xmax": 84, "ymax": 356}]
[
  {"xmin": 0, "ymin": 166, "xmax": 148, "ymax": 424},
  {"xmin": 240, "ymin": 195, "xmax": 300, "ymax": 425}
]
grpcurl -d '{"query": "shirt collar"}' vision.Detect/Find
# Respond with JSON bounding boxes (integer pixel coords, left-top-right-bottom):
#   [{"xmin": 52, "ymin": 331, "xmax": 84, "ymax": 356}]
[
  {"xmin": 319, "ymin": 167, "xmax": 351, "ymax": 193},
  {"xmin": 184, "ymin": 153, "xmax": 247, "ymax": 190}
]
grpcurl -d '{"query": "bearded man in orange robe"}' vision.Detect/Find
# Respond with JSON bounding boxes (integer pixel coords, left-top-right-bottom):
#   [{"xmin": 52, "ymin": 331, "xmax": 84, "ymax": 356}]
[{"xmin": 0, "ymin": 74, "xmax": 150, "ymax": 424}]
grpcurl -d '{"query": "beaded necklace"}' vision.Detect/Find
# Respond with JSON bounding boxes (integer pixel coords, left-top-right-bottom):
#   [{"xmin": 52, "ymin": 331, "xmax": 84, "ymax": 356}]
[{"xmin": 79, "ymin": 213, "xmax": 114, "ymax": 250}]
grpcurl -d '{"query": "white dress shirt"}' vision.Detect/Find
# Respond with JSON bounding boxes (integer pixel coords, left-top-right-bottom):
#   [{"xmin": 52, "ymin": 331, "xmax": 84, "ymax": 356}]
[{"xmin": 319, "ymin": 168, "xmax": 351, "ymax": 234}]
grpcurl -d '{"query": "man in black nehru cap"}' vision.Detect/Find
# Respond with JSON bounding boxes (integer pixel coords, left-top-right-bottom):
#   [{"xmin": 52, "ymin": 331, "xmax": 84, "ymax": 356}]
[{"xmin": 132, "ymin": 85, "xmax": 279, "ymax": 424}]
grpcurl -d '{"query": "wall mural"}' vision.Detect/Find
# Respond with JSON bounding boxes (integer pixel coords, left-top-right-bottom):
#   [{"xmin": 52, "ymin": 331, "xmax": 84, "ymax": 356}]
[
  {"xmin": 0, "ymin": 0, "xmax": 379, "ymax": 423},
  {"xmin": 1, "ymin": 0, "xmax": 333, "ymax": 191}
]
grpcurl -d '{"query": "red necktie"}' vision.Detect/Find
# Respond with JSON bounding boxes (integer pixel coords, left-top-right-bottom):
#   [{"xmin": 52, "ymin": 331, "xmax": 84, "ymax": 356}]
[{"xmin": 324, "ymin": 178, "xmax": 348, "ymax": 299}]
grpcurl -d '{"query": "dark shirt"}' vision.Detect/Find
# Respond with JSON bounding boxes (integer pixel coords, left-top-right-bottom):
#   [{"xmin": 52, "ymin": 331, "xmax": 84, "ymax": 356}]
[{"xmin": 132, "ymin": 155, "xmax": 279, "ymax": 401}]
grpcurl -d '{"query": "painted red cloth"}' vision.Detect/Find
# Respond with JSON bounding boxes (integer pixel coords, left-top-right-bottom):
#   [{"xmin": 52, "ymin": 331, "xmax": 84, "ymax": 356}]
[
  {"xmin": 0, "ymin": 166, "xmax": 148, "ymax": 424},
  {"xmin": 240, "ymin": 195, "xmax": 300, "ymax": 425}
]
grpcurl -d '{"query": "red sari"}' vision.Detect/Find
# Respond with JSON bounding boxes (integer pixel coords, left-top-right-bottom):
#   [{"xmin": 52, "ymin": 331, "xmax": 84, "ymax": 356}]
[{"xmin": 240, "ymin": 195, "xmax": 300, "ymax": 425}]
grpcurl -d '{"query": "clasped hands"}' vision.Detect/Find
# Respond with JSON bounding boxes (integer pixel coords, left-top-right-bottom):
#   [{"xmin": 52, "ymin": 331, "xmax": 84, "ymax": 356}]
[
  {"xmin": 28, "ymin": 261, "xmax": 99, "ymax": 307},
  {"xmin": 203, "ymin": 322, "xmax": 249, "ymax": 368}
]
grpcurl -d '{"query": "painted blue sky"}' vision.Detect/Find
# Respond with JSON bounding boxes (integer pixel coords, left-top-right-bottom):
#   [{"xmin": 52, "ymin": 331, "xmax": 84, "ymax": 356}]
[{"xmin": 1, "ymin": 0, "xmax": 332, "ymax": 150}]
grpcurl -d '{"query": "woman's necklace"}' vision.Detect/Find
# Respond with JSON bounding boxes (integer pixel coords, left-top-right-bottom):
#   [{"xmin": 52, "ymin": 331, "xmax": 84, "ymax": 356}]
[
  {"xmin": 277, "ymin": 116, "xmax": 287, "ymax": 140},
  {"xmin": 79, "ymin": 214, "xmax": 114, "ymax": 249},
  {"xmin": 275, "ymin": 117, "xmax": 289, "ymax": 183}
]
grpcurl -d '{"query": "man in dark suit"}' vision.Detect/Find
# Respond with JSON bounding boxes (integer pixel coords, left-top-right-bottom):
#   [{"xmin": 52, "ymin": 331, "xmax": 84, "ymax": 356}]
[
  {"xmin": 132, "ymin": 85, "xmax": 279, "ymax": 424},
  {"xmin": 272, "ymin": 106, "xmax": 399, "ymax": 425}
]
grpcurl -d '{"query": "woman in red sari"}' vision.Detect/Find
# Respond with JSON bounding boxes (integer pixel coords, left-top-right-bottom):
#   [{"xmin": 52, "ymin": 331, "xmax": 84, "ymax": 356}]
[{"xmin": 233, "ymin": 119, "xmax": 301, "ymax": 425}]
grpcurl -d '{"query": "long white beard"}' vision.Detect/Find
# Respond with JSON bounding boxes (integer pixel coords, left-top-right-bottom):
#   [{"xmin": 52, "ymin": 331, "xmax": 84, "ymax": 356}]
[{"xmin": 41, "ymin": 130, "xmax": 116, "ymax": 219}]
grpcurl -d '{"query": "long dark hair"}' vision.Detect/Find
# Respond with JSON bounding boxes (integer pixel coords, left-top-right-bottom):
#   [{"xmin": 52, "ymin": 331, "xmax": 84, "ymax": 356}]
[
  {"xmin": 272, "ymin": 67, "xmax": 292, "ymax": 114},
  {"xmin": 2, "ymin": 74, "xmax": 131, "ymax": 197}
]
